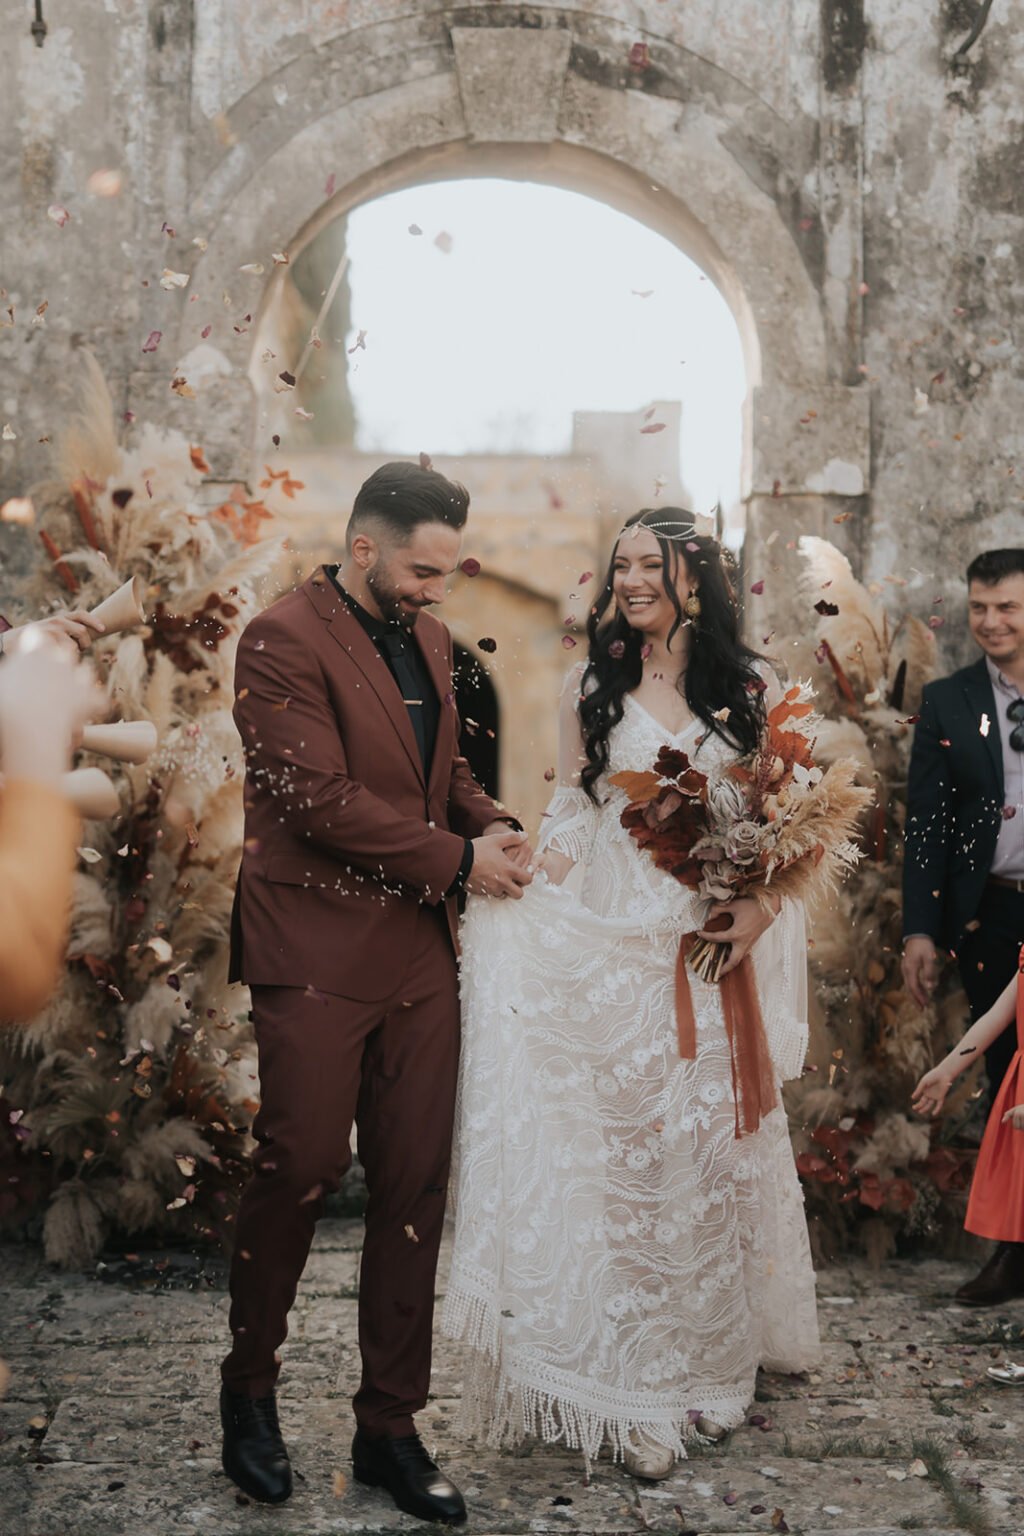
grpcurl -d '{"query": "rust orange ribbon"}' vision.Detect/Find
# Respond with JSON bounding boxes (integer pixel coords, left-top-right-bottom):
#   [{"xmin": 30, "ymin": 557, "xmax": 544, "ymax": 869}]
[{"xmin": 675, "ymin": 928, "xmax": 778, "ymax": 1139}]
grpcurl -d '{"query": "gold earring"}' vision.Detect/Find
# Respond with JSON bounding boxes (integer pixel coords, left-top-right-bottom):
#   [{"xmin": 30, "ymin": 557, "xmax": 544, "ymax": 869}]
[{"xmin": 684, "ymin": 591, "xmax": 701, "ymax": 619}]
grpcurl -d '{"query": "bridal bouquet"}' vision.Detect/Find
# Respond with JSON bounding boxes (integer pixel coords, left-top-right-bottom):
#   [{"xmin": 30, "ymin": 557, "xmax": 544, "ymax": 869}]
[{"xmin": 610, "ymin": 684, "xmax": 873, "ymax": 984}]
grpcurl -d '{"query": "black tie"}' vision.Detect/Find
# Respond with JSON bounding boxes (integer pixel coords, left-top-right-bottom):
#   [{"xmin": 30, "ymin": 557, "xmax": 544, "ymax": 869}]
[{"xmin": 379, "ymin": 630, "xmax": 428, "ymax": 770}]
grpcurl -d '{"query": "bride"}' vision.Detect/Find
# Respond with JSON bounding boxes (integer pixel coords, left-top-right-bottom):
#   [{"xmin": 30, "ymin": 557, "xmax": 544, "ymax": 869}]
[{"xmin": 443, "ymin": 509, "xmax": 820, "ymax": 1480}]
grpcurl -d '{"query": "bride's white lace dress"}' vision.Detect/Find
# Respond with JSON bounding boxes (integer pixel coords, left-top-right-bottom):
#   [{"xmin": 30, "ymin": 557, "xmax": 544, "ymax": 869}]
[{"xmin": 442, "ymin": 668, "xmax": 820, "ymax": 1461}]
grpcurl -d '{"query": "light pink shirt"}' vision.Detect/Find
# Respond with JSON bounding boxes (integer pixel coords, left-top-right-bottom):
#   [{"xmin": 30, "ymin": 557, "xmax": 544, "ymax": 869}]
[{"xmin": 987, "ymin": 656, "xmax": 1024, "ymax": 880}]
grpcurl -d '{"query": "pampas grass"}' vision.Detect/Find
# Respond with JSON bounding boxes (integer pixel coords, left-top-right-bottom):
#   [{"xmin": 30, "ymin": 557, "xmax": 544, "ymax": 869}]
[
  {"xmin": 785, "ymin": 541, "xmax": 976, "ymax": 1264},
  {"xmin": 0, "ymin": 355, "xmax": 285, "ymax": 1267}
]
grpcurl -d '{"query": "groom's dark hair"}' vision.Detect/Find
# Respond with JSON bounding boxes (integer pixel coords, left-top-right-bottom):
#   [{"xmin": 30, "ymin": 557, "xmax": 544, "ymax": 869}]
[{"xmin": 346, "ymin": 461, "xmax": 470, "ymax": 549}]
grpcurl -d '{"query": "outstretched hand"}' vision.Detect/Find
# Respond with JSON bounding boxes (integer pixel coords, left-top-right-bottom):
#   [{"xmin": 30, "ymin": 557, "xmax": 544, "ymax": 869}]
[
  {"xmin": 3, "ymin": 609, "xmax": 106, "ymax": 660},
  {"xmin": 911, "ymin": 1066, "xmax": 954, "ymax": 1119},
  {"xmin": 1002, "ymin": 1103, "xmax": 1024, "ymax": 1133}
]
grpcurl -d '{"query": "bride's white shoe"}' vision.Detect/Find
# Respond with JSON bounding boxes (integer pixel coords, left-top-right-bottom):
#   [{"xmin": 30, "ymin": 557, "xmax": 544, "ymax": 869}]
[{"xmin": 623, "ymin": 1431, "xmax": 676, "ymax": 1481}]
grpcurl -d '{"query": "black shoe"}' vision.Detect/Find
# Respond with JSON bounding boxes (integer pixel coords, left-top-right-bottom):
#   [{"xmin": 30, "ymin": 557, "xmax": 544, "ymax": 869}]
[
  {"xmin": 955, "ymin": 1242, "xmax": 1024, "ymax": 1307},
  {"xmin": 220, "ymin": 1385, "xmax": 293, "ymax": 1504},
  {"xmin": 352, "ymin": 1428, "xmax": 466, "ymax": 1525}
]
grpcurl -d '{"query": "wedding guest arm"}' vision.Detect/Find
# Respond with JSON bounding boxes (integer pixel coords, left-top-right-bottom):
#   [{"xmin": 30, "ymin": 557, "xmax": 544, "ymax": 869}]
[
  {"xmin": 0, "ymin": 608, "xmax": 105, "ymax": 659},
  {"xmin": 0, "ymin": 648, "xmax": 104, "ymax": 1021},
  {"xmin": 901, "ymin": 685, "xmax": 950, "ymax": 1006},
  {"xmin": 911, "ymin": 971, "xmax": 1018, "ymax": 1117}
]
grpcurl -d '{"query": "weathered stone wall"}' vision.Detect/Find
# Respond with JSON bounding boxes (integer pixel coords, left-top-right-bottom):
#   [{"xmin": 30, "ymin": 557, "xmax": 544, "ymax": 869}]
[{"xmin": 1, "ymin": 1, "xmax": 1022, "ymax": 667}]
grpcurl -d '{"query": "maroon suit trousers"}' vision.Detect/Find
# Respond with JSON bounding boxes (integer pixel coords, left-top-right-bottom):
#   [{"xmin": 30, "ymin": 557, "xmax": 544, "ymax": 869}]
[{"xmin": 221, "ymin": 905, "xmax": 459, "ymax": 1436}]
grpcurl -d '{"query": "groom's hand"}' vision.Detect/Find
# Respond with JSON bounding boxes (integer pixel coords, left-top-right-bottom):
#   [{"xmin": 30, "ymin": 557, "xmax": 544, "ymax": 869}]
[
  {"xmin": 481, "ymin": 819, "xmax": 534, "ymax": 871},
  {"xmin": 467, "ymin": 830, "xmax": 533, "ymax": 899}
]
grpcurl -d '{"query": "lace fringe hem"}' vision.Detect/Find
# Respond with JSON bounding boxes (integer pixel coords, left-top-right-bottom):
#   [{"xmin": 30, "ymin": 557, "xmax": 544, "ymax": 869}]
[{"xmin": 444, "ymin": 1283, "xmax": 755, "ymax": 1470}]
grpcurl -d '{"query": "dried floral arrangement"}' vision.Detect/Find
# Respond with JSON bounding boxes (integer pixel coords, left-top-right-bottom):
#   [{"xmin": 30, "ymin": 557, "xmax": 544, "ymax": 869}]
[
  {"xmin": 0, "ymin": 358, "xmax": 286, "ymax": 1268},
  {"xmin": 611, "ymin": 683, "xmax": 871, "ymax": 980},
  {"xmin": 788, "ymin": 537, "xmax": 978, "ymax": 1264}
]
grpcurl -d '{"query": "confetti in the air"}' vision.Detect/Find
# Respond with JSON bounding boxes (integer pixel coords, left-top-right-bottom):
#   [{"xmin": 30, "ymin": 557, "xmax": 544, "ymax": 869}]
[{"xmin": 87, "ymin": 169, "xmax": 122, "ymax": 198}]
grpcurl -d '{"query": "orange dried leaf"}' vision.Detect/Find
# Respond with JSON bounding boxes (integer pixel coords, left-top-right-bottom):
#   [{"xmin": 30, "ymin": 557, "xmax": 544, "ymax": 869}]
[{"xmin": 608, "ymin": 769, "xmax": 663, "ymax": 804}]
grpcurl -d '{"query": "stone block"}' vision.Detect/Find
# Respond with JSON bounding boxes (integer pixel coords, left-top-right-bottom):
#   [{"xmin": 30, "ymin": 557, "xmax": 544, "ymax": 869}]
[
  {"xmin": 451, "ymin": 27, "xmax": 572, "ymax": 143},
  {"xmin": 751, "ymin": 384, "xmax": 871, "ymax": 498}
]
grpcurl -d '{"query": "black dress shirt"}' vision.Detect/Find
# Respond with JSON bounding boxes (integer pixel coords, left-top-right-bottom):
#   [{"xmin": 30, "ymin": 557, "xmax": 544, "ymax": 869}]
[{"xmin": 326, "ymin": 568, "xmax": 474, "ymax": 893}]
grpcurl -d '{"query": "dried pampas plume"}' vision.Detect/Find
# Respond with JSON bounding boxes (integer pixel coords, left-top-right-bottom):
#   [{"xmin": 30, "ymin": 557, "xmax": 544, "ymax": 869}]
[
  {"xmin": 785, "ymin": 538, "xmax": 972, "ymax": 1264},
  {"xmin": 0, "ymin": 355, "xmax": 284, "ymax": 1267}
]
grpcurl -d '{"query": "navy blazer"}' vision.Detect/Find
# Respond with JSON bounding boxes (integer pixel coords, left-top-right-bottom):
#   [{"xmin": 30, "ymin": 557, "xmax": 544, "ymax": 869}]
[{"xmin": 903, "ymin": 658, "xmax": 1006, "ymax": 951}]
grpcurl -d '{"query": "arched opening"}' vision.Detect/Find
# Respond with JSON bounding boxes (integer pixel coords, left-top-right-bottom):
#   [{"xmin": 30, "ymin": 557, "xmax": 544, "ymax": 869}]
[
  {"xmin": 452, "ymin": 643, "xmax": 500, "ymax": 800},
  {"xmin": 247, "ymin": 159, "xmax": 751, "ymax": 829},
  {"xmin": 252, "ymin": 165, "xmax": 749, "ymax": 536}
]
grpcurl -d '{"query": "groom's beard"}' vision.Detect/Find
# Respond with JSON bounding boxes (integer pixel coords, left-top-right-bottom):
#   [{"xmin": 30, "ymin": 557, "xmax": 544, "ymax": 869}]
[{"xmin": 366, "ymin": 565, "xmax": 421, "ymax": 629}]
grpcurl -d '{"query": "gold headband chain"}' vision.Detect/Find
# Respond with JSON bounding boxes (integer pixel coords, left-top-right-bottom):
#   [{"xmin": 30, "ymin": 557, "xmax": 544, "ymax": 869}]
[{"xmin": 619, "ymin": 521, "xmax": 704, "ymax": 542}]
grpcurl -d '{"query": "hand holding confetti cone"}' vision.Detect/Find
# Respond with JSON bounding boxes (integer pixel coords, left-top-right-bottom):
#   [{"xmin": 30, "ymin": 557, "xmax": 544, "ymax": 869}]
[
  {"xmin": 80, "ymin": 719, "xmax": 157, "ymax": 765},
  {"xmin": 88, "ymin": 575, "xmax": 146, "ymax": 635},
  {"xmin": 62, "ymin": 767, "xmax": 120, "ymax": 819}
]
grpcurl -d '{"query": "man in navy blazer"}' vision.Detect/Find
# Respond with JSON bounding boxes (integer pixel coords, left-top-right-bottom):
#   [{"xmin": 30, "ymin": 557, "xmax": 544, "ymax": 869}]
[{"xmin": 903, "ymin": 547, "xmax": 1024, "ymax": 1304}]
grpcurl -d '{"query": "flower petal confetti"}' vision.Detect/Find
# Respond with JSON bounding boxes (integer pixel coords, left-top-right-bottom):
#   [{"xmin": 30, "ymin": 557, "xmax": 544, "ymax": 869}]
[
  {"xmin": 87, "ymin": 169, "xmax": 123, "ymax": 198},
  {"xmin": 159, "ymin": 269, "xmax": 190, "ymax": 291},
  {"xmin": 750, "ymin": 579, "xmax": 765, "ymax": 595},
  {"xmin": 478, "ymin": 637, "xmax": 497, "ymax": 653},
  {"xmin": 460, "ymin": 557, "xmax": 481, "ymax": 577},
  {"xmin": 608, "ymin": 639, "xmax": 626, "ymax": 659},
  {"xmin": 0, "ymin": 496, "xmax": 35, "ymax": 524},
  {"xmin": 141, "ymin": 330, "xmax": 162, "ymax": 353},
  {"xmin": 47, "ymin": 204, "xmax": 71, "ymax": 227}
]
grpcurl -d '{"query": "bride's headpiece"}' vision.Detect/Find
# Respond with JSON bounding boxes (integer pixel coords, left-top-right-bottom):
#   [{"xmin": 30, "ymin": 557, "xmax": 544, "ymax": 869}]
[{"xmin": 618, "ymin": 509, "xmax": 718, "ymax": 542}]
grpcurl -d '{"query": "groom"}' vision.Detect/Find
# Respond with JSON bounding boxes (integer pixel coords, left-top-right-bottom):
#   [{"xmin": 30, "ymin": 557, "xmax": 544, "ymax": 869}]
[{"xmin": 221, "ymin": 461, "xmax": 531, "ymax": 1521}]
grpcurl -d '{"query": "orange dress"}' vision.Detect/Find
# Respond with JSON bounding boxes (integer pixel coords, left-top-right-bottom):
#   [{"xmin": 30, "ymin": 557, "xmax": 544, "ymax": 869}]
[{"xmin": 964, "ymin": 951, "xmax": 1024, "ymax": 1243}]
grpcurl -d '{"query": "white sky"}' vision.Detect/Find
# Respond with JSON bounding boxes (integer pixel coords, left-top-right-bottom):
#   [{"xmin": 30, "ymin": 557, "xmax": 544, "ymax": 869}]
[{"xmin": 342, "ymin": 179, "xmax": 746, "ymax": 518}]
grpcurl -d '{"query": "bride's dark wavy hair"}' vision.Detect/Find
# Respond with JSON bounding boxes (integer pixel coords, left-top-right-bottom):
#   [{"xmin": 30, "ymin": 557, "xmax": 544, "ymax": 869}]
[{"xmin": 579, "ymin": 508, "xmax": 767, "ymax": 802}]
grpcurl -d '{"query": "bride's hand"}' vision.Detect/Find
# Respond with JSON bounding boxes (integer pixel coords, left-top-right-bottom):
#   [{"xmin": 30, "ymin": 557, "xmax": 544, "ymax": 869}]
[
  {"xmin": 534, "ymin": 848, "xmax": 574, "ymax": 886},
  {"xmin": 697, "ymin": 897, "xmax": 776, "ymax": 975}
]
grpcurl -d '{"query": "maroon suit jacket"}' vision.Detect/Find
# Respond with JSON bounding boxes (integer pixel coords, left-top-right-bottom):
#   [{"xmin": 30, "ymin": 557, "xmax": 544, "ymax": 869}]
[{"xmin": 228, "ymin": 568, "xmax": 504, "ymax": 1000}]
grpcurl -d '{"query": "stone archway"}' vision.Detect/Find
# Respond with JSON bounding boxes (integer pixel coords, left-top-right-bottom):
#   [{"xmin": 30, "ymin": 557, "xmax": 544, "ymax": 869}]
[{"xmin": 157, "ymin": 12, "xmax": 870, "ymax": 641}]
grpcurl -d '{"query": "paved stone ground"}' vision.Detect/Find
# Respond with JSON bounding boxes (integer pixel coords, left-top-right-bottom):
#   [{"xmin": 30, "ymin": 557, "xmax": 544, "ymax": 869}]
[{"xmin": 2, "ymin": 1219, "xmax": 1023, "ymax": 1536}]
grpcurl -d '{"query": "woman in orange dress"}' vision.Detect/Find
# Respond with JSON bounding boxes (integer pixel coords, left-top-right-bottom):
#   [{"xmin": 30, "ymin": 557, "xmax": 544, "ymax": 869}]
[{"xmin": 912, "ymin": 950, "xmax": 1024, "ymax": 1280}]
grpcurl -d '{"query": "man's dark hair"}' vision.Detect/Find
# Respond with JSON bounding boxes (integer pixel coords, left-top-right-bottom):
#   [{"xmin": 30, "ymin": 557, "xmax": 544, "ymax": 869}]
[
  {"xmin": 346, "ymin": 461, "xmax": 470, "ymax": 549},
  {"xmin": 967, "ymin": 548, "xmax": 1024, "ymax": 586}
]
